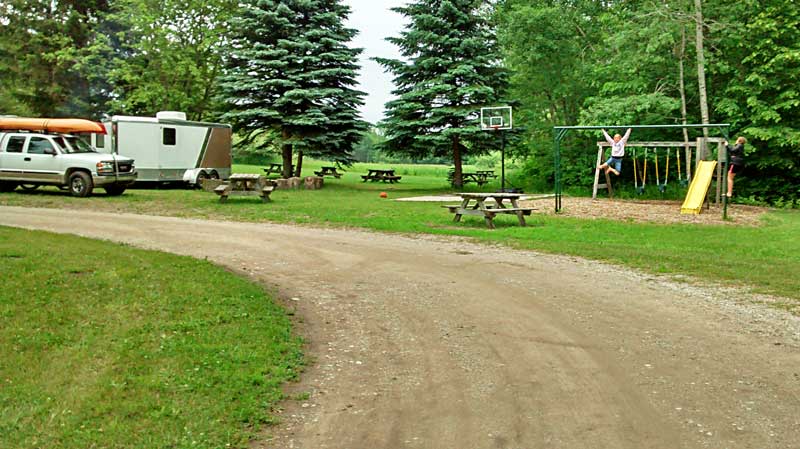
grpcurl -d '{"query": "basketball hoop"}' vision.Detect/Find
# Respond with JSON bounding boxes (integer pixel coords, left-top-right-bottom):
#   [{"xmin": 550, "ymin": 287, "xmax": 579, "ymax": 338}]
[
  {"xmin": 480, "ymin": 106, "xmax": 512, "ymax": 131},
  {"xmin": 477, "ymin": 106, "xmax": 514, "ymax": 193}
]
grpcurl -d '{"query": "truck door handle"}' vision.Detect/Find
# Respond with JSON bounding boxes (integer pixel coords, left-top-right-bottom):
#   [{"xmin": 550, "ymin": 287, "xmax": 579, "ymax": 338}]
[{"xmin": 24, "ymin": 157, "xmax": 31, "ymax": 161}]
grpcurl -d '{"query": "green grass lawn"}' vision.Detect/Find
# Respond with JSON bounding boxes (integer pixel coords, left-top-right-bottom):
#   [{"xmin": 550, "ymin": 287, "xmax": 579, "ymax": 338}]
[
  {"xmin": 1, "ymin": 160, "xmax": 799, "ymax": 304},
  {"xmin": 0, "ymin": 227, "xmax": 303, "ymax": 449}
]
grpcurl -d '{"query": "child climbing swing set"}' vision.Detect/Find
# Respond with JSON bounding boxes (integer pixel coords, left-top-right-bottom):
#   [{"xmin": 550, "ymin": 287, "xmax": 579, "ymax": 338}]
[
  {"xmin": 553, "ymin": 124, "xmax": 733, "ymax": 219},
  {"xmin": 592, "ymin": 137, "xmax": 729, "ymax": 201},
  {"xmin": 592, "ymin": 141, "xmax": 692, "ymax": 199}
]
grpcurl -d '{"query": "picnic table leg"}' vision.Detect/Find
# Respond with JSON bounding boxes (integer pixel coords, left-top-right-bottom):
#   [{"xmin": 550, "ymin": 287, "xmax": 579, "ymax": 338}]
[
  {"xmin": 485, "ymin": 213, "xmax": 495, "ymax": 229},
  {"xmin": 218, "ymin": 195, "xmax": 228, "ymax": 204},
  {"xmin": 454, "ymin": 198, "xmax": 470, "ymax": 222},
  {"xmin": 510, "ymin": 198, "xmax": 526, "ymax": 226}
]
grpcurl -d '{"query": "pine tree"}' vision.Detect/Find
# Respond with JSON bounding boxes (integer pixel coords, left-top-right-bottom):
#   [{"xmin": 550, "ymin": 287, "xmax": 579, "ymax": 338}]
[
  {"xmin": 377, "ymin": 0, "xmax": 508, "ymax": 187},
  {"xmin": 220, "ymin": 0, "xmax": 367, "ymax": 178}
]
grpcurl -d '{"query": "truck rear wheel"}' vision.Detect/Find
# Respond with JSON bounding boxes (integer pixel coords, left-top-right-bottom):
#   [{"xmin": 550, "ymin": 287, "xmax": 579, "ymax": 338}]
[
  {"xmin": 68, "ymin": 171, "xmax": 94, "ymax": 197},
  {"xmin": 0, "ymin": 182, "xmax": 18, "ymax": 193},
  {"xmin": 104, "ymin": 185, "xmax": 126, "ymax": 196}
]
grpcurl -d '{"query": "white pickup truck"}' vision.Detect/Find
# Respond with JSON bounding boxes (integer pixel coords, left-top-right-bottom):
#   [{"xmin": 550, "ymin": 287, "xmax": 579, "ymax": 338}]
[{"xmin": 0, "ymin": 132, "xmax": 137, "ymax": 197}]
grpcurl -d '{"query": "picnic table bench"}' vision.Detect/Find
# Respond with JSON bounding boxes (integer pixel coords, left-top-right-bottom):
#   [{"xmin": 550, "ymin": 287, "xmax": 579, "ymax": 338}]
[
  {"xmin": 443, "ymin": 193, "xmax": 536, "ymax": 229},
  {"xmin": 314, "ymin": 166, "xmax": 343, "ymax": 178},
  {"xmin": 214, "ymin": 174, "xmax": 275, "ymax": 203},
  {"xmin": 263, "ymin": 163, "xmax": 293, "ymax": 178},
  {"xmin": 362, "ymin": 169, "xmax": 402, "ymax": 183}
]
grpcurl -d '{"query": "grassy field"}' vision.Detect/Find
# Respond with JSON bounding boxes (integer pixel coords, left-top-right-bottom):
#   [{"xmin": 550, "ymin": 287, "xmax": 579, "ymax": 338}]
[
  {"xmin": 0, "ymin": 227, "xmax": 303, "ymax": 449},
  {"xmin": 1, "ymin": 160, "xmax": 799, "ymax": 303}
]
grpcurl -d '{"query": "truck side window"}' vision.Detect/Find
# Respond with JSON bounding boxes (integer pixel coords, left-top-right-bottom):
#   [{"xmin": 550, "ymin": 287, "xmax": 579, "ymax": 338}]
[
  {"xmin": 163, "ymin": 128, "xmax": 176, "ymax": 146},
  {"xmin": 96, "ymin": 134, "xmax": 105, "ymax": 149},
  {"xmin": 5, "ymin": 136, "xmax": 25, "ymax": 153},
  {"xmin": 27, "ymin": 137, "xmax": 54, "ymax": 154}
]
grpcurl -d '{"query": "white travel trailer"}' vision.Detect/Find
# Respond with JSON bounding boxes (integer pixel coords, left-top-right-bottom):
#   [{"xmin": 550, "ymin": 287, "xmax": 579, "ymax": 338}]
[{"xmin": 90, "ymin": 111, "xmax": 232, "ymax": 185}]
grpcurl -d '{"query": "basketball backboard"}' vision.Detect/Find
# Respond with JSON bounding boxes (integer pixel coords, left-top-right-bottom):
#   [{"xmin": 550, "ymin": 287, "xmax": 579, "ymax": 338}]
[{"xmin": 480, "ymin": 106, "xmax": 512, "ymax": 131}]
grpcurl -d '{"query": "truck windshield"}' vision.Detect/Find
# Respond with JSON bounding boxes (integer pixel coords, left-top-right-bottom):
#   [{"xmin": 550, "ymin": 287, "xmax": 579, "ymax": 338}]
[{"xmin": 58, "ymin": 136, "xmax": 97, "ymax": 154}]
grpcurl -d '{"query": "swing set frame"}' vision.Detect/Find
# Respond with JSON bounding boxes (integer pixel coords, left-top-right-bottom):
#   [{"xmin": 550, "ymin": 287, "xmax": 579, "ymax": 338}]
[{"xmin": 554, "ymin": 124, "xmax": 732, "ymax": 219}]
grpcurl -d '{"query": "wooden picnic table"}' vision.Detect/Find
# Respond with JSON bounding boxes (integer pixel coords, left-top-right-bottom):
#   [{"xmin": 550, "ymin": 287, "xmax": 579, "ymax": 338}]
[
  {"xmin": 263, "ymin": 163, "xmax": 292, "ymax": 178},
  {"xmin": 443, "ymin": 193, "xmax": 536, "ymax": 229},
  {"xmin": 461, "ymin": 172, "xmax": 491, "ymax": 186},
  {"xmin": 362, "ymin": 169, "xmax": 402, "ymax": 183},
  {"xmin": 448, "ymin": 169, "xmax": 495, "ymax": 186},
  {"xmin": 314, "ymin": 166, "xmax": 343, "ymax": 178},
  {"xmin": 214, "ymin": 174, "xmax": 275, "ymax": 203}
]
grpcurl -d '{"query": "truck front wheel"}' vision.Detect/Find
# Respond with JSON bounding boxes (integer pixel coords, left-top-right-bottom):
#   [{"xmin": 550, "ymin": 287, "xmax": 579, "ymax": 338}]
[
  {"xmin": 104, "ymin": 185, "xmax": 126, "ymax": 196},
  {"xmin": 68, "ymin": 172, "xmax": 94, "ymax": 197}
]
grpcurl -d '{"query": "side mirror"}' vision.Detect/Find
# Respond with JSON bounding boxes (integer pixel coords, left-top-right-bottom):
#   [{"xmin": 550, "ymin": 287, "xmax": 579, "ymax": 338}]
[{"xmin": 44, "ymin": 148, "xmax": 57, "ymax": 156}]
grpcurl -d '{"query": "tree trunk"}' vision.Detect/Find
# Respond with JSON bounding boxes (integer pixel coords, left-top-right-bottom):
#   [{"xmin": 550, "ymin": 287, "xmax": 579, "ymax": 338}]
[
  {"xmin": 452, "ymin": 135, "xmax": 463, "ymax": 189},
  {"xmin": 294, "ymin": 150, "xmax": 303, "ymax": 177},
  {"xmin": 678, "ymin": 25, "xmax": 692, "ymax": 181},
  {"xmin": 281, "ymin": 128, "xmax": 293, "ymax": 179},
  {"xmin": 694, "ymin": 0, "xmax": 711, "ymax": 156}
]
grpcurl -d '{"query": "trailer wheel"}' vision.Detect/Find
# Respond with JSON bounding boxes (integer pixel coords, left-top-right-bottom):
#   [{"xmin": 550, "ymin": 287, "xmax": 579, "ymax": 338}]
[
  {"xmin": 20, "ymin": 184, "xmax": 40, "ymax": 191},
  {"xmin": 68, "ymin": 171, "xmax": 94, "ymax": 197},
  {"xmin": 0, "ymin": 182, "xmax": 18, "ymax": 193},
  {"xmin": 196, "ymin": 170, "xmax": 209, "ymax": 187},
  {"xmin": 209, "ymin": 170, "xmax": 219, "ymax": 180}
]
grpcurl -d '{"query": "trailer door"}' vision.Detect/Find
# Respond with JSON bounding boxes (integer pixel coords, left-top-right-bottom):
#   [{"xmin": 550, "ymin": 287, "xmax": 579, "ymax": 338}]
[{"xmin": 159, "ymin": 125, "xmax": 207, "ymax": 173}]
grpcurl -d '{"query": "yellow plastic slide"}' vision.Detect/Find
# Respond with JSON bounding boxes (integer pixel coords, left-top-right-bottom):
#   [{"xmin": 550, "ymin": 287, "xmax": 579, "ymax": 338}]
[{"xmin": 681, "ymin": 160, "xmax": 717, "ymax": 214}]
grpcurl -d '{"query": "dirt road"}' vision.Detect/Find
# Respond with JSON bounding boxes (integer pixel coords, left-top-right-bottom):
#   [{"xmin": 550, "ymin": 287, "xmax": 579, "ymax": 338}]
[{"xmin": 2, "ymin": 206, "xmax": 798, "ymax": 449}]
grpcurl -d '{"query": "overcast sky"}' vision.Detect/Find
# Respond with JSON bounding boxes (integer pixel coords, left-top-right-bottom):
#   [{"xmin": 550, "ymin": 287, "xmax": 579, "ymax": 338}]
[{"xmin": 343, "ymin": 0, "xmax": 408, "ymax": 124}]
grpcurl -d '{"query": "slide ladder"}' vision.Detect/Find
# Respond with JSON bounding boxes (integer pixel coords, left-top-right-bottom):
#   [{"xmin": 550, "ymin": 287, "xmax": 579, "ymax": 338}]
[{"xmin": 681, "ymin": 160, "xmax": 717, "ymax": 214}]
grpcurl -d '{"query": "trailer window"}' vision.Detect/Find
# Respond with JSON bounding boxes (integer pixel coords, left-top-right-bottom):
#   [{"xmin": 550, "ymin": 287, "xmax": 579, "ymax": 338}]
[
  {"xmin": 5, "ymin": 136, "xmax": 25, "ymax": 153},
  {"xmin": 163, "ymin": 128, "xmax": 176, "ymax": 146},
  {"xmin": 95, "ymin": 133, "xmax": 105, "ymax": 148}
]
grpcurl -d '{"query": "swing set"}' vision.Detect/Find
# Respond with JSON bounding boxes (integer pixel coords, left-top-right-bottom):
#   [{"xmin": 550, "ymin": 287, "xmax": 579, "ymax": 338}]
[
  {"xmin": 633, "ymin": 147, "xmax": 690, "ymax": 194},
  {"xmin": 554, "ymin": 124, "xmax": 733, "ymax": 219},
  {"xmin": 594, "ymin": 141, "xmax": 693, "ymax": 198}
]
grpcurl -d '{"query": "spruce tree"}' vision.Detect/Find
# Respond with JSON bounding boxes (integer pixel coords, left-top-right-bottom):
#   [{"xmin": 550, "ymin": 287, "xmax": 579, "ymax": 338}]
[
  {"xmin": 377, "ymin": 0, "xmax": 508, "ymax": 187},
  {"xmin": 220, "ymin": 0, "xmax": 366, "ymax": 177}
]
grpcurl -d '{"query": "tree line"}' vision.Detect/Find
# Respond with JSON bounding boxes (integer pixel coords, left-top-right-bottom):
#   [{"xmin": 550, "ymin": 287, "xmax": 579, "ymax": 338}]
[
  {"xmin": 0, "ymin": 0, "xmax": 797, "ymax": 200},
  {"xmin": 500, "ymin": 0, "xmax": 799, "ymax": 204}
]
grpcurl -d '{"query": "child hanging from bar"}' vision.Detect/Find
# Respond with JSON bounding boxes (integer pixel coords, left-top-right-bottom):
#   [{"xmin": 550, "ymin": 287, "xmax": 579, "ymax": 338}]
[{"xmin": 598, "ymin": 128, "xmax": 632, "ymax": 176}]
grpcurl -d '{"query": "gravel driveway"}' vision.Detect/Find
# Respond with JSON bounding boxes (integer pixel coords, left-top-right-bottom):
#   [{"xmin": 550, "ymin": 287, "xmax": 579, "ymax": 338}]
[{"xmin": 1, "ymin": 206, "xmax": 798, "ymax": 449}]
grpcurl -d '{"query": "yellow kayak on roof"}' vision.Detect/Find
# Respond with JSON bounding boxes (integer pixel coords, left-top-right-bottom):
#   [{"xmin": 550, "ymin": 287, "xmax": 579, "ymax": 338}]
[{"xmin": 0, "ymin": 117, "xmax": 106, "ymax": 134}]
